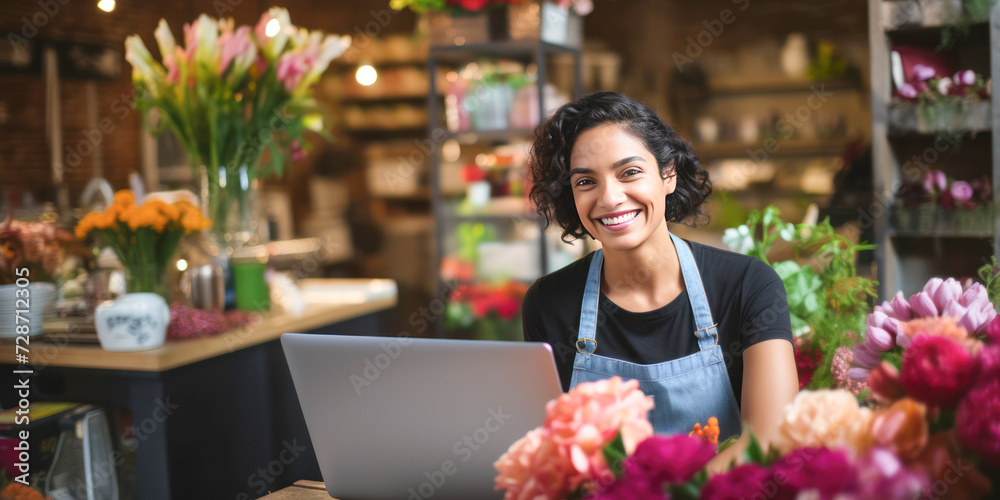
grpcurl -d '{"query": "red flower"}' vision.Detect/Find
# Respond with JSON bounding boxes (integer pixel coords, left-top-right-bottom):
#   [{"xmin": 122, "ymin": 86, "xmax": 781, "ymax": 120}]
[
  {"xmin": 447, "ymin": 0, "xmax": 492, "ymax": 10},
  {"xmin": 867, "ymin": 361, "xmax": 906, "ymax": 403},
  {"xmin": 793, "ymin": 338, "xmax": 822, "ymax": 389},
  {"xmin": 701, "ymin": 464, "xmax": 772, "ymax": 500},
  {"xmin": 956, "ymin": 378, "xmax": 1000, "ymax": 466},
  {"xmin": 624, "ymin": 435, "xmax": 716, "ymax": 485},
  {"xmin": 899, "ymin": 335, "xmax": 974, "ymax": 409},
  {"xmin": 460, "ymin": 164, "xmax": 486, "ymax": 183}
]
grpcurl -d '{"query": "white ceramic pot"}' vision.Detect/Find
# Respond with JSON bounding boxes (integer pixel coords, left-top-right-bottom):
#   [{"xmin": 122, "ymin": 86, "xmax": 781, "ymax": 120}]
[
  {"xmin": 95, "ymin": 293, "xmax": 170, "ymax": 351},
  {"xmin": 0, "ymin": 282, "xmax": 56, "ymax": 338}
]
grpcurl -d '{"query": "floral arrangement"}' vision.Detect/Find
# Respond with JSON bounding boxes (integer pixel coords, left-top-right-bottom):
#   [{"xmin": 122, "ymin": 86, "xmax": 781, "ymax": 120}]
[
  {"xmin": 0, "ymin": 482, "xmax": 51, "ymax": 500},
  {"xmin": 124, "ymin": 8, "xmax": 348, "ymax": 240},
  {"xmin": 74, "ymin": 190, "xmax": 211, "ymax": 296},
  {"xmin": 494, "ymin": 379, "xmax": 939, "ymax": 499},
  {"xmin": 897, "ymin": 170, "xmax": 991, "ymax": 211},
  {"xmin": 723, "ymin": 206, "xmax": 877, "ymax": 389},
  {"xmin": 446, "ymin": 280, "xmax": 528, "ymax": 340},
  {"xmin": 391, "ymin": 0, "xmax": 593, "ymax": 14},
  {"xmin": 895, "ymin": 66, "xmax": 989, "ymax": 102},
  {"xmin": 0, "ymin": 216, "xmax": 70, "ymax": 285}
]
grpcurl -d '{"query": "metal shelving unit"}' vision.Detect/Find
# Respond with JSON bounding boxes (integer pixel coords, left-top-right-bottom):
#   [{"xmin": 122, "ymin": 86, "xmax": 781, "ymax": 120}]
[
  {"xmin": 868, "ymin": 0, "xmax": 1000, "ymax": 299},
  {"xmin": 427, "ymin": 38, "xmax": 583, "ymax": 336}
]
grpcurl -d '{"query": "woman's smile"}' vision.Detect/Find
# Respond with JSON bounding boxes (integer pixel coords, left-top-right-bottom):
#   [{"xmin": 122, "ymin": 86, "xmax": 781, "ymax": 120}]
[{"xmin": 596, "ymin": 208, "xmax": 642, "ymax": 230}]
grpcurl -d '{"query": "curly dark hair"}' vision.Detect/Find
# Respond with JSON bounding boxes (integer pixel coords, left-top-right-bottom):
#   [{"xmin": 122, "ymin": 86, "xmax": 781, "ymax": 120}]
[{"xmin": 528, "ymin": 91, "xmax": 712, "ymax": 242}]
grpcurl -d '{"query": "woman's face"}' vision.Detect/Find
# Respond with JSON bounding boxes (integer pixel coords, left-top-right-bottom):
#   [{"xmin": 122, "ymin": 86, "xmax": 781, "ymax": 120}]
[{"xmin": 568, "ymin": 124, "xmax": 675, "ymax": 252}]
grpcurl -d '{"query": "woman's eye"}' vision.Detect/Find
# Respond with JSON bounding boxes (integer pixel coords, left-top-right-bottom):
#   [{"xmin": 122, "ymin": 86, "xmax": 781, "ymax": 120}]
[
  {"xmin": 574, "ymin": 179, "xmax": 594, "ymax": 187},
  {"xmin": 622, "ymin": 168, "xmax": 641, "ymax": 178}
]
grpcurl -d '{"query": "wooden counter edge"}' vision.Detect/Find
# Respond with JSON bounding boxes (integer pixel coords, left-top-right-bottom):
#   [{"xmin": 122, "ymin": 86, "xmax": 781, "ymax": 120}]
[
  {"xmin": 1, "ymin": 295, "xmax": 396, "ymax": 372},
  {"xmin": 259, "ymin": 480, "xmax": 333, "ymax": 499}
]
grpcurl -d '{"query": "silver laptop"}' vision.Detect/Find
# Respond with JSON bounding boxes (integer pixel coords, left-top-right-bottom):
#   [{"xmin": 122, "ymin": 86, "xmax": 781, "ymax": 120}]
[{"xmin": 280, "ymin": 333, "xmax": 563, "ymax": 500}]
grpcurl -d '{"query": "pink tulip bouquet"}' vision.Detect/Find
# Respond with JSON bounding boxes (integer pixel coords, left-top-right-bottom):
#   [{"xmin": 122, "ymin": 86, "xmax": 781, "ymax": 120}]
[{"xmin": 124, "ymin": 8, "xmax": 349, "ymax": 240}]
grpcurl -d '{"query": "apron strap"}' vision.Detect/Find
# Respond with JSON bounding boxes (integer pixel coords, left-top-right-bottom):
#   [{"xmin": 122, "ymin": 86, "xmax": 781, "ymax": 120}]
[
  {"xmin": 670, "ymin": 233, "xmax": 719, "ymax": 352},
  {"xmin": 575, "ymin": 249, "xmax": 603, "ymax": 353}
]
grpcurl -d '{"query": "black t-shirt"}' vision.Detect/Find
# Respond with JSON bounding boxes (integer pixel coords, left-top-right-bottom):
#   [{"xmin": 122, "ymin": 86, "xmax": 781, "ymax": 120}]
[{"xmin": 521, "ymin": 239, "xmax": 793, "ymax": 409}]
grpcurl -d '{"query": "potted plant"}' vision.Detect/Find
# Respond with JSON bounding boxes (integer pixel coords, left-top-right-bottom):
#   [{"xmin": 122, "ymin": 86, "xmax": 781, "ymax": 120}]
[
  {"xmin": 445, "ymin": 280, "xmax": 528, "ymax": 340},
  {"xmin": 0, "ymin": 216, "xmax": 70, "ymax": 338},
  {"xmin": 75, "ymin": 190, "xmax": 211, "ymax": 351}
]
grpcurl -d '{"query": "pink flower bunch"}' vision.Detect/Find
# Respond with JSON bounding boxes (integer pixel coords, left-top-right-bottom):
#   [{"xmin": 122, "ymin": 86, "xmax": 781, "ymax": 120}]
[
  {"xmin": 591, "ymin": 435, "xmax": 716, "ymax": 499},
  {"xmin": 494, "ymin": 377, "xmax": 654, "ymax": 500},
  {"xmin": 700, "ymin": 447, "xmax": 929, "ymax": 500},
  {"xmin": 851, "ymin": 277, "xmax": 996, "ymax": 379},
  {"xmin": 896, "ymin": 66, "xmax": 989, "ymax": 101},
  {"xmin": 0, "ymin": 216, "xmax": 70, "ymax": 285},
  {"xmin": 955, "ymin": 319, "xmax": 1000, "ymax": 467}
]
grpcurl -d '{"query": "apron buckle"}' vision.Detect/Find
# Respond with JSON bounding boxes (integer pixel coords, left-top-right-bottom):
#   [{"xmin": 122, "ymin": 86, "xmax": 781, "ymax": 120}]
[
  {"xmin": 694, "ymin": 323, "xmax": 719, "ymax": 345},
  {"xmin": 575, "ymin": 337, "xmax": 597, "ymax": 354}
]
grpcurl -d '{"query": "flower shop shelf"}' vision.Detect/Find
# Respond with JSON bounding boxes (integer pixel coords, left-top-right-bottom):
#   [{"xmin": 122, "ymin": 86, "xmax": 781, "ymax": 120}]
[
  {"xmin": 889, "ymin": 205, "xmax": 994, "ymax": 238},
  {"xmin": 445, "ymin": 127, "xmax": 537, "ymax": 144},
  {"xmin": 707, "ymin": 76, "xmax": 861, "ymax": 96},
  {"xmin": 428, "ymin": 39, "xmax": 579, "ymax": 63},
  {"xmin": 693, "ymin": 140, "xmax": 848, "ymax": 160},
  {"xmin": 886, "ymin": 101, "xmax": 991, "ymax": 135}
]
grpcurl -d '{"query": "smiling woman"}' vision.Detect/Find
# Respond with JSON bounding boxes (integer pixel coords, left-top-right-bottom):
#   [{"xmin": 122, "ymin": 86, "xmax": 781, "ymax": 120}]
[{"xmin": 522, "ymin": 92, "xmax": 798, "ymax": 469}]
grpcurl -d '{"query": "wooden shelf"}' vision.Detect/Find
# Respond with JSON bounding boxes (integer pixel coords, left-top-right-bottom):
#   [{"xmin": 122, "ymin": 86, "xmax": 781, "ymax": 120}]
[
  {"xmin": 708, "ymin": 76, "xmax": 862, "ymax": 96},
  {"xmin": 429, "ymin": 39, "xmax": 578, "ymax": 63},
  {"xmin": 445, "ymin": 128, "xmax": 536, "ymax": 144},
  {"xmin": 694, "ymin": 140, "xmax": 847, "ymax": 160},
  {"xmin": 889, "ymin": 227, "xmax": 993, "ymax": 238}
]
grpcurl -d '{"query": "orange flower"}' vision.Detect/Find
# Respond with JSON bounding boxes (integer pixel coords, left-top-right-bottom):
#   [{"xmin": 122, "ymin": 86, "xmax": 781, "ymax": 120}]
[
  {"xmin": 112, "ymin": 189, "xmax": 135, "ymax": 207},
  {"xmin": 690, "ymin": 416, "xmax": 720, "ymax": 445},
  {"xmin": 899, "ymin": 316, "xmax": 968, "ymax": 343},
  {"xmin": 0, "ymin": 482, "xmax": 49, "ymax": 500},
  {"xmin": 773, "ymin": 389, "xmax": 874, "ymax": 456},
  {"xmin": 870, "ymin": 398, "xmax": 929, "ymax": 460}
]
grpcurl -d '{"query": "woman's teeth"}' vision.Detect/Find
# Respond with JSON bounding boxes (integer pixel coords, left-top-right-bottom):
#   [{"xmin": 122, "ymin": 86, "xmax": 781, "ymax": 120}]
[{"xmin": 601, "ymin": 210, "xmax": 639, "ymax": 226}]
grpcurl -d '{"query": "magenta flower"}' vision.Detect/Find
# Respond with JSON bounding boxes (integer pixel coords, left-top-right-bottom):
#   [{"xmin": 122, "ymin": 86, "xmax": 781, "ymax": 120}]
[
  {"xmin": 956, "ymin": 378, "xmax": 1000, "ymax": 466},
  {"xmin": 933, "ymin": 170, "xmax": 947, "ymax": 191},
  {"xmin": 900, "ymin": 335, "xmax": 974, "ymax": 409},
  {"xmin": 955, "ymin": 69, "xmax": 976, "ymax": 86},
  {"xmin": 976, "ymin": 345, "xmax": 1000, "ymax": 383},
  {"xmin": 276, "ymin": 50, "xmax": 310, "ymax": 92},
  {"xmin": 922, "ymin": 169, "xmax": 936, "ymax": 193},
  {"xmin": 589, "ymin": 473, "xmax": 667, "ymax": 500},
  {"xmin": 852, "ymin": 342, "xmax": 882, "ymax": 369},
  {"xmin": 898, "ymin": 83, "xmax": 919, "ymax": 99},
  {"xmin": 955, "ymin": 284, "xmax": 997, "ymax": 334},
  {"xmin": 771, "ymin": 447, "xmax": 858, "ymax": 498},
  {"xmin": 624, "ymin": 435, "xmax": 716, "ymax": 486},
  {"xmin": 700, "ymin": 464, "xmax": 771, "ymax": 499},
  {"xmin": 854, "ymin": 448, "xmax": 931, "ymax": 499},
  {"xmin": 950, "ymin": 180, "xmax": 974, "ymax": 202},
  {"xmin": 879, "ymin": 291, "xmax": 913, "ymax": 321},
  {"xmin": 913, "ymin": 63, "xmax": 937, "ymax": 81},
  {"xmin": 987, "ymin": 316, "xmax": 1000, "ymax": 345}
]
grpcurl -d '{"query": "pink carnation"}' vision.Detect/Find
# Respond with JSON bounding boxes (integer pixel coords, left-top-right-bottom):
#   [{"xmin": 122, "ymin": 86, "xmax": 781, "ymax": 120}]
[
  {"xmin": 494, "ymin": 377, "xmax": 654, "ymax": 499},
  {"xmin": 700, "ymin": 463, "xmax": 772, "ymax": 499}
]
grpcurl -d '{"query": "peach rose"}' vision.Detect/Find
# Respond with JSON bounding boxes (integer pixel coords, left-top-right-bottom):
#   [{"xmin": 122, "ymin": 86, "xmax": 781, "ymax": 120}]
[
  {"xmin": 495, "ymin": 377, "xmax": 654, "ymax": 499},
  {"xmin": 773, "ymin": 389, "xmax": 874, "ymax": 455},
  {"xmin": 870, "ymin": 398, "xmax": 929, "ymax": 460}
]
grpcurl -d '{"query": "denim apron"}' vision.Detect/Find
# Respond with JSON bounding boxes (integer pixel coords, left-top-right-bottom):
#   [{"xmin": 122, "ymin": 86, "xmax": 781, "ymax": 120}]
[{"xmin": 568, "ymin": 233, "xmax": 742, "ymax": 441}]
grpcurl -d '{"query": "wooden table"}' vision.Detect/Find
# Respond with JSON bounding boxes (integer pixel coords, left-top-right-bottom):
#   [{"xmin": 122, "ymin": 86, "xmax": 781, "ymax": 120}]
[
  {"xmin": 260, "ymin": 481, "xmax": 333, "ymax": 499},
  {"xmin": 0, "ymin": 280, "xmax": 396, "ymax": 500}
]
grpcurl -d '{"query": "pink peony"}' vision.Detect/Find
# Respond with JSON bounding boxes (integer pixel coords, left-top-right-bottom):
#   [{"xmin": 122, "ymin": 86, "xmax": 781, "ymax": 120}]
[
  {"xmin": 897, "ymin": 83, "xmax": 918, "ymax": 99},
  {"xmin": 899, "ymin": 335, "xmax": 974, "ymax": 409},
  {"xmin": 955, "ymin": 69, "xmax": 976, "ymax": 86},
  {"xmin": 771, "ymin": 447, "xmax": 858, "ymax": 498},
  {"xmin": 956, "ymin": 378, "xmax": 1000, "ymax": 466},
  {"xmin": 913, "ymin": 63, "xmax": 937, "ymax": 81},
  {"xmin": 975, "ymin": 344, "xmax": 1000, "ymax": 383},
  {"xmin": 495, "ymin": 377, "xmax": 654, "ymax": 499},
  {"xmin": 700, "ymin": 464, "xmax": 772, "ymax": 500},
  {"xmin": 950, "ymin": 180, "xmax": 974, "ymax": 202},
  {"xmin": 624, "ymin": 435, "xmax": 715, "ymax": 486},
  {"xmin": 589, "ymin": 472, "xmax": 666, "ymax": 500}
]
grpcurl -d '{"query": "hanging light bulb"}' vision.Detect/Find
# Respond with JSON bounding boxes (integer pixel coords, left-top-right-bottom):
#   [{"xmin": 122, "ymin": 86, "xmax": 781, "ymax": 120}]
[
  {"xmin": 97, "ymin": 0, "xmax": 115, "ymax": 12},
  {"xmin": 356, "ymin": 65, "xmax": 377, "ymax": 86}
]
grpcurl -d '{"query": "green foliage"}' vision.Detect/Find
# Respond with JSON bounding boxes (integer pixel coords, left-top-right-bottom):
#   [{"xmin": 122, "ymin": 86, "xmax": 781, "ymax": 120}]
[
  {"xmin": 939, "ymin": 0, "xmax": 995, "ymax": 51},
  {"xmin": 729, "ymin": 206, "xmax": 878, "ymax": 390},
  {"xmin": 602, "ymin": 432, "xmax": 628, "ymax": 479},
  {"xmin": 977, "ymin": 256, "xmax": 1000, "ymax": 311}
]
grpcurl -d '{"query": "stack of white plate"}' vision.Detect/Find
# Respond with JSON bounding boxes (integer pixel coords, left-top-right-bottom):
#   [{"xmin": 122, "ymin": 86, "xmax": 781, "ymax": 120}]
[{"xmin": 0, "ymin": 282, "xmax": 56, "ymax": 338}]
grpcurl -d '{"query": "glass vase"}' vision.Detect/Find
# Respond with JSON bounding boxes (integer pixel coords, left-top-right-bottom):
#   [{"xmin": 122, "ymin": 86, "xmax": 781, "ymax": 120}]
[
  {"xmin": 199, "ymin": 163, "xmax": 261, "ymax": 255},
  {"xmin": 124, "ymin": 263, "xmax": 168, "ymax": 300}
]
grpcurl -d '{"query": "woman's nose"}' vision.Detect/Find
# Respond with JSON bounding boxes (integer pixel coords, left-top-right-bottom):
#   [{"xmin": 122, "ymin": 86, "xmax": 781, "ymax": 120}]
[{"xmin": 600, "ymin": 179, "xmax": 627, "ymax": 207}]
